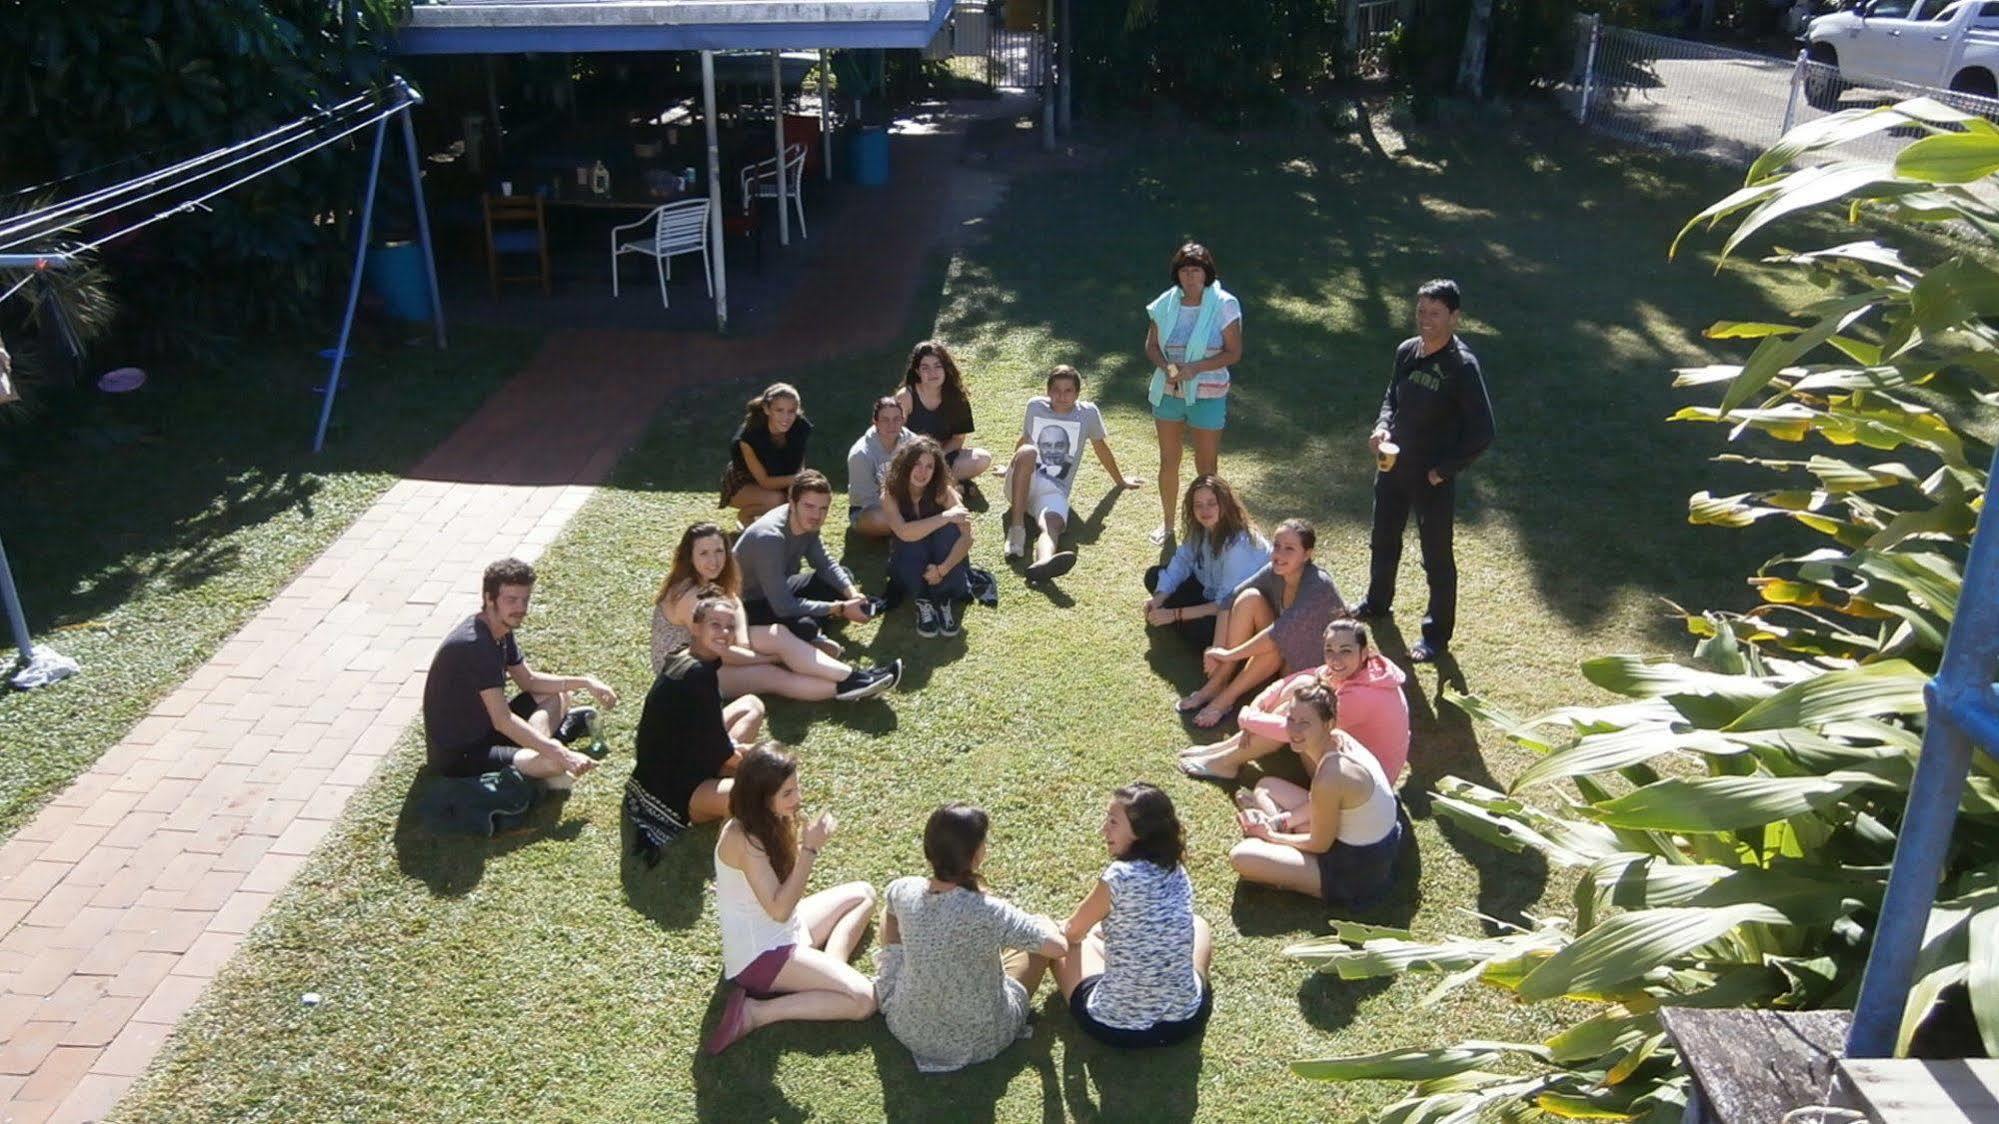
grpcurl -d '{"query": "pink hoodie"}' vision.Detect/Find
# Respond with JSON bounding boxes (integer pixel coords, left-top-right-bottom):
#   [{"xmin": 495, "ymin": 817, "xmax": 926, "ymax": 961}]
[{"xmin": 1239, "ymin": 652, "xmax": 1412, "ymax": 782}]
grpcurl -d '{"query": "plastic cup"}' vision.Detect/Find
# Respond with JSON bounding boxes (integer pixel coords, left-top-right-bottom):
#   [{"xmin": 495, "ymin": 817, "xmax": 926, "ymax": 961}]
[
  {"xmin": 1376, "ymin": 441, "xmax": 1399, "ymax": 472},
  {"xmin": 499, "ymin": 180, "xmax": 512, "ymax": 196}
]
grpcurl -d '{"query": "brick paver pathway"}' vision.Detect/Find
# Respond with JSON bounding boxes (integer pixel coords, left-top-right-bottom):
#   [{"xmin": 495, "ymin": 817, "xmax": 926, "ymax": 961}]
[{"xmin": 0, "ymin": 106, "xmax": 988, "ymax": 1123}]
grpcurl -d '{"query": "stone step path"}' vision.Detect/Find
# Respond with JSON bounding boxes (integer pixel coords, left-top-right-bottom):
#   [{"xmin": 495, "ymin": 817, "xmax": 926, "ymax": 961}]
[{"xmin": 0, "ymin": 102, "xmax": 994, "ymax": 1123}]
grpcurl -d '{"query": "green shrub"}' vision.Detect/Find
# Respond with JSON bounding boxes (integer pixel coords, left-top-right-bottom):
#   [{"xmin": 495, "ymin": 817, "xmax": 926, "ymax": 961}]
[
  {"xmin": 0, "ymin": 1, "xmax": 406, "ymax": 361},
  {"xmin": 1288, "ymin": 98, "xmax": 1999, "ymax": 1121}
]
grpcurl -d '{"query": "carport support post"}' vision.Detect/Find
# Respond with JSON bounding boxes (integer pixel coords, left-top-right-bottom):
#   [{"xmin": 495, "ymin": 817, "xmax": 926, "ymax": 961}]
[
  {"xmin": 820, "ymin": 49, "xmax": 834, "ymax": 182},
  {"xmin": 1577, "ymin": 14, "xmax": 1601, "ymax": 125},
  {"xmin": 1041, "ymin": 0, "xmax": 1056, "ymax": 151},
  {"xmin": 1783, "ymin": 49, "xmax": 1807, "ymax": 135},
  {"xmin": 773, "ymin": 50, "xmax": 791, "ymax": 247},
  {"xmin": 1059, "ymin": 0, "xmax": 1072, "ymax": 131},
  {"xmin": 702, "ymin": 50, "xmax": 729, "ymax": 335},
  {"xmin": 0, "ymin": 534, "xmax": 36, "ymax": 662}
]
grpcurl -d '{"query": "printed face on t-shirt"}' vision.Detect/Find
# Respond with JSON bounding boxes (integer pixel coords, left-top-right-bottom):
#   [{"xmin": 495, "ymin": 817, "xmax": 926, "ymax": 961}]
[{"xmin": 1033, "ymin": 418, "xmax": 1078, "ymax": 482}]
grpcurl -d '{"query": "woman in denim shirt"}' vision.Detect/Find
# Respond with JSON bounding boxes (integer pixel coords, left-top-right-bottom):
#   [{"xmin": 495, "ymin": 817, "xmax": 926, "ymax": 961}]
[{"xmin": 1142, "ymin": 476, "xmax": 1269, "ymax": 692}]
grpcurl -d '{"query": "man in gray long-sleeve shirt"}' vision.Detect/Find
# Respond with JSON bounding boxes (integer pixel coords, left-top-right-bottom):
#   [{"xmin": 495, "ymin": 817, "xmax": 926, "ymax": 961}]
[{"xmin": 734, "ymin": 470, "xmax": 878, "ymax": 648}]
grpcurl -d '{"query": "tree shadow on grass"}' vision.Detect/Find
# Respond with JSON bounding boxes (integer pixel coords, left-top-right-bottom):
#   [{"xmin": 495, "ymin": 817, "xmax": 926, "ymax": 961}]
[
  {"xmin": 390, "ymin": 773, "xmax": 586, "ymax": 898},
  {"xmin": 1371, "ymin": 617, "xmax": 1549, "ymax": 934},
  {"xmin": 868, "ymin": 1018, "xmax": 1063, "ymax": 1124},
  {"xmin": 1058, "ymin": 1024, "xmax": 1205, "ymax": 1123}
]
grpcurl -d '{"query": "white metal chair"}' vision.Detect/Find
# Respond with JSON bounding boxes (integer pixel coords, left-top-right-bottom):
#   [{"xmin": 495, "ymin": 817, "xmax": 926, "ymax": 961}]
[
  {"xmin": 740, "ymin": 143, "xmax": 808, "ymax": 240},
  {"xmin": 609, "ymin": 196, "xmax": 712, "ymax": 308}
]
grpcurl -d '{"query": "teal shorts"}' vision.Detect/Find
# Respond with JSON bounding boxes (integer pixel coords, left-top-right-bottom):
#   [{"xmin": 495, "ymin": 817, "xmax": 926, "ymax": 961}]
[{"xmin": 1153, "ymin": 392, "xmax": 1228, "ymax": 431}]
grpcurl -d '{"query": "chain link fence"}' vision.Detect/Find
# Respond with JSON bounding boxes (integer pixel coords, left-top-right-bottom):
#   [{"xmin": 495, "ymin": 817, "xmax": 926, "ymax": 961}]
[{"xmin": 1561, "ymin": 16, "xmax": 1999, "ymax": 169}]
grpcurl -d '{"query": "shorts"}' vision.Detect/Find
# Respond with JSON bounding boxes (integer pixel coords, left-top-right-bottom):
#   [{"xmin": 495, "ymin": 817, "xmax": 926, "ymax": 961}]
[
  {"xmin": 1070, "ymin": 975, "xmax": 1213, "ymax": 1049},
  {"xmin": 943, "ymin": 448, "xmax": 965, "ymax": 467},
  {"xmin": 1023, "ymin": 471, "xmax": 1070, "ymax": 522},
  {"xmin": 430, "ymin": 693, "xmax": 539, "ymax": 778},
  {"xmin": 1315, "ymin": 818, "xmax": 1405, "ymax": 911},
  {"xmin": 849, "ymin": 503, "xmax": 875, "ymax": 523},
  {"xmin": 730, "ymin": 944, "xmax": 796, "ymax": 1000},
  {"xmin": 1153, "ymin": 392, "xmax": 1227, "ymax": 431}
]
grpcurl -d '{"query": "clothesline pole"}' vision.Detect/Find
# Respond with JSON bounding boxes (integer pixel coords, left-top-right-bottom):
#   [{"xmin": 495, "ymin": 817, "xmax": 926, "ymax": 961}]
[
  {"xmin": 702, "ymin": 50, "xmax": 730, "ymax": 335},
  {"xmin": 313, "ymin": 114, "xmax": 389, "ymax": 453},
  {"xmin": 772, "ymin": 50, "xmax": 791, "ymax": 247},
  {"xmin": 397, "ymin": 98, "xmax": 448, "ymax": 351},
  {"xmin": 0, "ymin": 533, "xmax": 36, "ymax": 660}
]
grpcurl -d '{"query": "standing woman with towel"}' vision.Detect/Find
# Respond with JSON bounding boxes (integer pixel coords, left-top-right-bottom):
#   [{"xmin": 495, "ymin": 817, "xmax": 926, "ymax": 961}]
[{"xmin": 1143, "ymin": 242, "xmax": 1242, "ymax": 547}]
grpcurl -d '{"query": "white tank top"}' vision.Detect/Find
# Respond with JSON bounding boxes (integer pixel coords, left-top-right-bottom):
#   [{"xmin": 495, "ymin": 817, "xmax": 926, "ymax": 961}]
[
  {"xmin": 1332, "ymin": 741, "xmax": 1398, "ymax": 846},
  {"xmin": 714, "ymin": 839, "xmax": 806, "ymax": 978}
]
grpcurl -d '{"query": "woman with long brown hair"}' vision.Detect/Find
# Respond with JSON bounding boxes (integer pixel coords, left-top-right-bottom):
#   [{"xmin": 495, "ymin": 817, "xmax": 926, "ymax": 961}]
[
  {"xmin": 651, "ymin": 522, "xmax": 881, "ymax": 703},
  {"xmin": 895, "ymin": 339, "xmax": 992, "ymax": 488},
  {"xmin": 880, "ymin": 438, "xmax": 975, "ymax": 639},
  {"xmin": 1142, "ymin": 475, "xmax": 1269, "ymax": 673},
  {"xmin": 1181, "ymin": 517, "xmax": 1344, "ymax": 729},
  {"xmin": 720, "ymin": 382, "xmax": 812, "ymax": 525},
  {"xmin": 705, "ymin": 745, "xmax": 877, "ymax": 1055}
]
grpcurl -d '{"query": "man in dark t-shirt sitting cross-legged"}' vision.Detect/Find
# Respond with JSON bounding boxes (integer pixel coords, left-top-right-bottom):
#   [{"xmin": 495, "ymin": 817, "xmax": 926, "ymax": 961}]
[{"xmin": 422, "ymin": 557, "xmax": 620, "ymax": 787}]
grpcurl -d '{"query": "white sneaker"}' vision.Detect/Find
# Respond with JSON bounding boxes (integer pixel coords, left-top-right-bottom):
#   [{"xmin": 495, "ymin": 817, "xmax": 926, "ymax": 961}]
[
  {"xmin": 1148, "ymin": 524, "xmax": 1170, "ymax": 546},
  {"xmin": 1005, "ymin": 523, "xmax": 1026, "ymax": 559}
]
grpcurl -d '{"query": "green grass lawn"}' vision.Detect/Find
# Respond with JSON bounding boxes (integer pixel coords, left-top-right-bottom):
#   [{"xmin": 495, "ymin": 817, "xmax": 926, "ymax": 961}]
[
  {"xmin": 113, "ymin": 112, "xmax": 1818, "ymax": 1121},
  {"xmin": 0, "ymin": 327, "xmax": 536, "ymax": 839}
]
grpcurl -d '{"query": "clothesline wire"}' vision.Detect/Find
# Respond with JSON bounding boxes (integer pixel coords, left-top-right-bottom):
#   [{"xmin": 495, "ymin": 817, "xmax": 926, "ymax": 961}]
[
  {"xmin": 0, "ymin": 102, "xmax": 346, "ymax": 204},
  {"xmin": 66, "ymin": 92, "xmax": 415, "ymax": 258},
  {"xmin": 0, "ymin": 89, "xmax": 390, "ymax": 252}
]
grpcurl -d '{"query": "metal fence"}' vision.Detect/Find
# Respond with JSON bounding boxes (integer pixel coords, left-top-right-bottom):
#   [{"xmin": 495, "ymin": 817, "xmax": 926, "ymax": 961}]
[{"xmin": 1564, "ymin": 17, "xmax": 1999, "ymax": 168}]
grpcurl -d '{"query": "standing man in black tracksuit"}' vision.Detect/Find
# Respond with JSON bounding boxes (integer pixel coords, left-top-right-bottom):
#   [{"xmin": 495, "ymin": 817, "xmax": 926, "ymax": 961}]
[{"xmin": 1355, "ymin": 279, "xmax": 1495, "ymax": 663}]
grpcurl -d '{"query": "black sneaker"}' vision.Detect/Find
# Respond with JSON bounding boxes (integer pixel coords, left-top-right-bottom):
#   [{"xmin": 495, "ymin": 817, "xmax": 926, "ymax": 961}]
[
  {"xmin": 938, "ymin": 600, "xmax": 960, "ymax": 638},
  {"xmin": 1410, "ymin": 640, "xmax": 1445, "ymax": 663},
  {"xmin": 556, "ymin": 706, "xmax": 598, "ymax": 745},
  {"xmin": 960, "ymin": 477, "xmax": 983, "ymax": 503},
  {"xmin": 836, "ymin": 661, "xmax": 900, "ymax": 701},
  {"xmin": 1351, "ymin": 599, "xmax": 1391, "ymax": 621},
  {"xmin": 1026, "ymin": 551, "xmax": 1077, "ymax": 585},
  {"xmin": 914, "ymin": 599, "xmax": 940, "ymax": 638}
]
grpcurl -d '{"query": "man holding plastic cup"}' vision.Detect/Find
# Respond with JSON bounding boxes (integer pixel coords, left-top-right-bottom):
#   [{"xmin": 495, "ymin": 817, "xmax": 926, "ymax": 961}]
[{"xmin": 1356, "ymin": 279, "xmax": 1495, "ymax": 664}]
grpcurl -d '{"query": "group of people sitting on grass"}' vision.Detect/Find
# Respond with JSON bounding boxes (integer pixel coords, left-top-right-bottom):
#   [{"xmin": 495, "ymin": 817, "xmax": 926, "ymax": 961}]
[
  {"xmin": 418, "ymin": 255, "xmax": 1493, "ymax": 1066},
  {"xmin": 702, "ymin": 758, "xmax": 1213, "ymax": 1064}
]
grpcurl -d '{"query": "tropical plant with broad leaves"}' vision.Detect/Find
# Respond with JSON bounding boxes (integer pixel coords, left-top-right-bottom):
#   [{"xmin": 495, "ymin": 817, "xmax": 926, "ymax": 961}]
[{"xmin": 1288, "ymin": 98, "xmax": 1997, "ymax": 1122}]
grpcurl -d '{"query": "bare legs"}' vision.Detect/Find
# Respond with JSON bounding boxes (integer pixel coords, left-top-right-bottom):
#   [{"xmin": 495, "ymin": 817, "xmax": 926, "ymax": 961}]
[
  {"xmin": 741, "ymin": 882, "xmax": 879, "ymax": 1032},
  {"xmin": 950, "ymin": 447, "xmax": 993, "ymax": 480},
  {"xmin": 850, "ymin": 505, "xmax": 894, "ymax": 538},
  {"xmin": 732, "ymin": 485, "xmax": 786, "ymax": 527},
  {"xmin": 1186, "ymin": 589, "xmax": 1277, "ymax": 728},
  {"xmin": 1177, "ymin": 729, "xmax": 1285, "ymax": 781},
  {"xmin": 1053, "ymin": 917, "xmax": 1213, "ymax": 999},
  {"xmin": 685, "ymin": 695, "xmax": 767, "ymax": 823},
  {"xmin": 1005, "ymin": 445, "xmax": 1071, "ymax": 570},
  {"xmin": 1229, "ymin": 778, "xmax": 1324, "ymax": 898},
  {"xmin": 716, "ymin": 624, "xmax": 852, "ymax": 702},
  {"xmin": 1153, "ymin": 421, "xmax": 1221, "ymax": 541}
]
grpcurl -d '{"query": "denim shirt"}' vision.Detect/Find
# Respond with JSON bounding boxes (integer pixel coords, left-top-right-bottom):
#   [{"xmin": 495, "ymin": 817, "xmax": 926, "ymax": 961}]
[{"xmin": 1156, "ymin": 530, "xmax": 1270, "ymax": 604}]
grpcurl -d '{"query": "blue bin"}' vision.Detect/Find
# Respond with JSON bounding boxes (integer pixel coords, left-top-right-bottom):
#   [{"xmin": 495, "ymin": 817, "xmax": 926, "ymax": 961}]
[
  {"xmin": 364, "ymin": 240, "xmax": 433, "ymax": 322},
  {"xmin": 849, "ymin": 127, "xmax": 890, "ymax": 186}
]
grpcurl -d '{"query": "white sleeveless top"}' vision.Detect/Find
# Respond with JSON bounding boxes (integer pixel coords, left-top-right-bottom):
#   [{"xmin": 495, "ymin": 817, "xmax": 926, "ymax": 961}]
[
  {"xmin": 714, "ymin": 841, "xmax": 806, "ymax": 978},
  {"xmin": 1332, "ymin": 740, "xmax": 1398, "ymax": 846}
]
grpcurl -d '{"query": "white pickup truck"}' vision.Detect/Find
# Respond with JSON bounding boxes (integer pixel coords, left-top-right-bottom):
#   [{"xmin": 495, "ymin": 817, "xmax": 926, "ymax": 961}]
[{"xmin": 1804, "ymin": 0, "xmax": 1999, "ymax": 106}]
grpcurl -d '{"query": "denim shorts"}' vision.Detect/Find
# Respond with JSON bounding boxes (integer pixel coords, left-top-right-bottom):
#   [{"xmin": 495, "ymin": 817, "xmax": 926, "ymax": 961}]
[{"xmin": 1153, "ymin": 392, "xmax": 1227, "ymax": 431}]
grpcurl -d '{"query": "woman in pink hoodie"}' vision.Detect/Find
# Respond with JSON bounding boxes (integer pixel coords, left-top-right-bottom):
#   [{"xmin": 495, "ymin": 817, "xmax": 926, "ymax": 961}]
[{"xmin": 1179, "ymin": 618, "xmax": 1409, "ymax": 783}]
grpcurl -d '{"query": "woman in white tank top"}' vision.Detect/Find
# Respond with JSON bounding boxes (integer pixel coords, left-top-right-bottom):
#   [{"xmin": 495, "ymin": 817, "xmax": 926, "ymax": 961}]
[
  {"xmin": 704, "ymin": 745, "xmax": 879, "ymax": 1055},
  {"xmin": 1227, "ymin": 684, "xmax": 1404, "ymax": 910}
]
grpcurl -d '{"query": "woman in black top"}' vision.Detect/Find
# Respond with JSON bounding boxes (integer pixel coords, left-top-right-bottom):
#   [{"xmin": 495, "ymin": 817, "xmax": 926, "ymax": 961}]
[
  {"xmin": 894, "ymin": 340, "xmax": 991, "ymax": 493},
  {"xmin": 881, "ymin": 438, "xmax": 974, "ymax": 639},
  {"xmin": 721, "ymin": 382, "xmax": 813, "ymax": 526}
]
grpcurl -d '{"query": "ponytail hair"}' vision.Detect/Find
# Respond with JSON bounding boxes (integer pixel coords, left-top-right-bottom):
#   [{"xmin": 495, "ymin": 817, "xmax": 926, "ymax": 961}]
[{"xmin": 922, "ymin": 803, "xmax": 989, "ymax": 892}]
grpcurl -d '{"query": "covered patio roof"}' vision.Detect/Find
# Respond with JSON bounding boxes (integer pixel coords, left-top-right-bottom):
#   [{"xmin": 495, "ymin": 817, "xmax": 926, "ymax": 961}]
[{"xmin": 396, "ymin": 0, "xmax": 956, "ymax": 55}]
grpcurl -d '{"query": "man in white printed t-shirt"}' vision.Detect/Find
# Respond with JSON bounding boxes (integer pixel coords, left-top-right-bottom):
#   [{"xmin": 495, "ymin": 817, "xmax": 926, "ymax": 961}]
[{"xmin": 1002, "ymin": 365, "xmax": 1143, "ymax": 584}]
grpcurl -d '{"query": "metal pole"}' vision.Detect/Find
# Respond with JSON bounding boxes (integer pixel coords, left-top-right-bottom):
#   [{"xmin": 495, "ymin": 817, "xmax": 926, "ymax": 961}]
[
  {"xmin": 313, "ymin": 115, "xmax": 387, "ymax": 453},
  {"xmin": 1783, "ymin": 48, "xmax": 1807, "ymax": 135},
  {"xmin": 1041, "ymin": 0, "xmax": 1056, "ymax": 151},
  {"xmin": 772, "ymin": 50, "xmax": 790, "ymax": 247},
  {"xmin": 819, "ymin": 49, "xmax": 834, "ymax": 183},
  {"xmin": 0, "ymin": 533, "xmax": 36, "ymax": 660},
  {"xmin": 1847, "ymin": 439, "xmax": 1999, "ymax": 1059},
  {"xmin": 1577, "ymin": 14, "xmax": 1601, "ymax": 125},
  {"xmin": 398, "ymin": 99, "xmax": 447, "ymax": 351},
  {"xmin": 702, "ymin": 51, "xmax": 730, "ymax": 335},
  {"xmin": 1058, "ymin": 0, "xmax": 1072, "ymax": 131}
]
